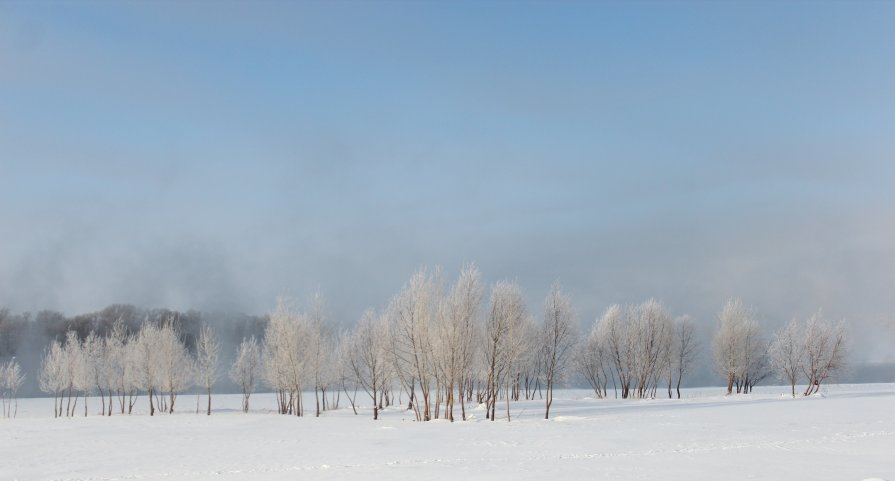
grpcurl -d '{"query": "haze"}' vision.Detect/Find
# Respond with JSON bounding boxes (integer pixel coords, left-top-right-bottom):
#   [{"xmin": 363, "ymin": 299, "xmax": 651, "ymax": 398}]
[{"xmin": 1, "ymin": 1, "xmax": 893, "ymax": 364}]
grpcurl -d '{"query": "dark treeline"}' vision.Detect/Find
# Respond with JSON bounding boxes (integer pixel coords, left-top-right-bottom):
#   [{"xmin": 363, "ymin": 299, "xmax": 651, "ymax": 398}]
[{"xmin": 0, "ymin": 305, "xmax": 267, "ymax": 397}]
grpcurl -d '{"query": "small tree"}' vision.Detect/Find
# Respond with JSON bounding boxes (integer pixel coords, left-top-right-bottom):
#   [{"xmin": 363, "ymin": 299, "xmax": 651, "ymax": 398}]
[
  {"xmin": 769, "ymin": 318, "xmax": 803, "ymax": 398},
  {"xmin": 801, "ymin": 312, "xmax": 847, "ymax": 396},
  {"xmin": 574, "ymin": 319, "xmax": 610, "ymax": 399},
  {"xmin": 39, "ymin": 341, "xmax": 66, "ymax": 418},
  {"xmin": 131, "ymin": 322, "xmax": 163, "ymax": 416},
  {"xmin": 540, "ymin": 283, "xmax": 578, "ymax": 419},
  {"xmin": 1, "ymin": 359, "xmax": 25, "ymax": 418},
  {"xmin": 672, "ymin": 315, "xmax": 699, "ymax": 399},
  {"xmin": 346, "ymin": 309, "xmax": 389, "ymax": 420},
  {"xmin": 196, "ymin": 324, "xmax": 221, "ymax": 415},
  {"xmin": 713, "ymin": 298, "xmax": 769, "ymax": 394},
  {"xmin": 230, "ymin": 336, "xmax": 261, "ymax": 413}
]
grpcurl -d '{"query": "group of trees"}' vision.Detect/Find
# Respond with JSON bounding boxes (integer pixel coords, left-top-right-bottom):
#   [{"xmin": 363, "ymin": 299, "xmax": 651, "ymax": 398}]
[
  {"xmin": 5, "ymin": 268, "xmax": 852, "ymax": 422},
  {"xmin": 769, "ymin": 312, "xmax": 848, "ymax": 397},
  {"xmin": 712, "ymin": 299, "xmax": 850, "ymax": 397},
  {"xmin": 574, "ymin": 300, "xmax": 699, "ymax": 400},
  {"xmin": 218, "ymin": 266, "xmax": 583, "ymax": 422},
  {"xmin": 38, "ymin": 319, "xmax": 220, "ymax": 417},
  {"xmin": 1, "ymin": 358, "xmax": 25, "ymax": 417}
]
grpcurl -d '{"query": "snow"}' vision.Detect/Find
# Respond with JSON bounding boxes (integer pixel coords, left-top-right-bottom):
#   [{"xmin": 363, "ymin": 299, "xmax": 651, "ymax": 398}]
[{"xmin": 3, "ymin": 384, "xmax": 894, "ymax": 481}]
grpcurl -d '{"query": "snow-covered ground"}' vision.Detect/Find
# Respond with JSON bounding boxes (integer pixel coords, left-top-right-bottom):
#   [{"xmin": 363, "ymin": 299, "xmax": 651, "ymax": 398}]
[{"xmin": 3, "ymin": 384, "xmax": 893, "ymax": 481}]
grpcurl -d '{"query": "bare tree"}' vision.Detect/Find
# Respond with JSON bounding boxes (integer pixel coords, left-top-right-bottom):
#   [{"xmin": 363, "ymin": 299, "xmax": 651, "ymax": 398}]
[
  {"xmin": 672, "ymin": 315, "xmax": 699, "ymax": 399},
  {"xmin": 630, "ymin": 300, "xmax": 673, "ymax": 399},
  {"xmin": 347, "ymin": 309, "xmax": 390, "ymax": 419},
  {"xmin": 435, "ymin": 264, "xmax": 483, "ymax": 421},
  {"xmin": 131, "ymin": 322, "xmax": 163, "ymax": 415},
  {"xmin": 596, "ymin": 301, "xmax": 674, "ymax": 399},
  {"xmin": 262, "ymin": 298, "xmax": 310, "ymax": 416},
  {"xmin": 713, "ymin": 299, "xmax": 769, "ymax": 394},
  {"xmin": 598, "ymin": 305, "xmax": 632, "ymax": 398},
  {"xmin": 105, "ymin": 321, "xmax": 133, "ymax": 415},
  {"xmin": 388, "ymin": 267, "xmax": 441, "ymax": 421},
  {"xmin": 196, "ymin": 323, "xmax": 221, "ymax": 415},
  {"xmin": 81, "ymin": 331, "xmax": 107, "ymax": 416},
  {"xmin": 769, "ymin": 318, "xmax": 803, "ymax": 398},
  {"xmin": 336, "ymin": 330, "xmax": 361, "ymax": 415},
  {"xmin": 1, "ymin": 358, "xmax": 25, "ymax": 418},
  {"xmin": 481, "ymin": 280, "xmax": 529, "ymax": 421},
  {"xmin": 39, "ymin": 340, "xmax": 66, "ymax": 418},
  {"xmin": 574, "ymin": 318, "xmax": 610, "ymax": 399},
  {"xmin": 801, "ymin": 312, "xmax": 847, "ymax": 396},
  {"xmin": 540, "ymin": 283, "xmax": 578, "ymax": 419},
  {"xmin": 157, "ymin": 320, "xmax": 193, "ymax": 414},
  {"xmin": 307, "ymin": 291, "xmax": 330, "ymax": 417},
  {"xmin": 230, "ymin": 336, "xmax": 261, "ymax": 413}
]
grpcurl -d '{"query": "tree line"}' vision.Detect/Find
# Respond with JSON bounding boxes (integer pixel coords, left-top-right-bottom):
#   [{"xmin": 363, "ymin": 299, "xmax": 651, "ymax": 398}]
[{"xmin": 1, "ymin": 265, "xmax": 849, "ymax": 420}]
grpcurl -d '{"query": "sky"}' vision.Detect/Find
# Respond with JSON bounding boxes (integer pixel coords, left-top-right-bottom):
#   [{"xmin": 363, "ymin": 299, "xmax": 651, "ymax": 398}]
[{"xmin": 1, "ymin": 1, "xmax": 894, "ymax": 362}]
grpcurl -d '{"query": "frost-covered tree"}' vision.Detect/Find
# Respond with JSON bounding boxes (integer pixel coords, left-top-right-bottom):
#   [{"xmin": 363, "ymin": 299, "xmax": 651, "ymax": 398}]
[
  {"xmin": 671, "ymin": 315, "xmax": 699, "ymax": 399},
  {"xmin": 346, "ymin": 309, "xmax": 390, "ymax": 419},
  {"xmin": 481, "ymin": 280, "xmax": 530, "ymax": 421},
  {"xmin": 262, "ymin": 298, "xmax": 310, "ymax": 415},
  {"xmin": 539, "ymin": 283, "xmax": 578, "ymax": 419},
  {"xmin": 713, "ymin": 299, "xmax": 769, "ymax": 394},
  {"xmin": 1, "ymin": 358, "xmax": 25, "ymax": 418},
  {"xmin": 800, "ymin": 312, "xmax": 847, "ymax": 396},
  {"xmin": 436, "ymin": 264, "xmax": 483, "ymax": 421},
  {"xmin": 157, "ymin": 320, "xmax": 193, "ymax": 414},
  {"xmin": 574, "ymin": 317, "xmax": 611, "ymax": 399},
  {"xmin": 62, "ymin": 331, "xmax": 84, "ymax": 417},
  {"xmin": 307, "ymin": 292, "xmax": 331, "ymax": 417},
  {"xmin": 39, "ymin": 340, "xmax": 66, "ymax": 417},
  {"xmin": 131, "ymin": 322, "xmax": 163, "ymax": 416},
  {"xmin": 105, "ymin": 321, "xmax": 133, "ymax": 415},
  {"xmin": 230, "ymin": 336, "xmax": 261, "ymax": 413},
  {"xmin": 598, "ymin": 304, "xmax": 632, "ymax": 398},
  {"xmin": 593, "ymin": 300, "xmax": 678, "ymax": 399},
  {"xmin": 388, "ymin": 267, "xmax": 441, "ymax": 421},
  {"xmin": 195, "ymin": 323, "xmax": 221, "ymax": 415},
  {"xmin": 81, "ymin": 331, "xmax": 108, "ymax": 416},
  {"xmin": 769, "ymin": 318, "xmax": 803, "ymax": 398},
  {"xmin": 629, "ymin": 300, "xmax": 673, "ymax": 399}
]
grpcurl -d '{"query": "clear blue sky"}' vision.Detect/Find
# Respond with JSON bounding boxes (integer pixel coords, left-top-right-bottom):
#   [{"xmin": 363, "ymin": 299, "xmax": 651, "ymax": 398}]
[{"xmin": 1, "ymin": 1, "xmax": 893, "ymax": 360}]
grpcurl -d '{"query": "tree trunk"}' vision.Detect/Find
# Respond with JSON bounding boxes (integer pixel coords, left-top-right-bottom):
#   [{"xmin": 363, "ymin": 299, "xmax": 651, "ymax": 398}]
[
  {"xmin": 545, "ymin": 381, "xmax": 553, "ymax": 420},
  {"xmin": 207, "ymin": 387, "xmax": 212, "ymax": 415}
]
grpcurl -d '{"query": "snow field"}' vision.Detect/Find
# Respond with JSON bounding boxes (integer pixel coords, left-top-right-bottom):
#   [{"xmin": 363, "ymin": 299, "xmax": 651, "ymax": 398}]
[{"xmin": 2, "ymin": 384, "xmax": 893, "ymax": 481}]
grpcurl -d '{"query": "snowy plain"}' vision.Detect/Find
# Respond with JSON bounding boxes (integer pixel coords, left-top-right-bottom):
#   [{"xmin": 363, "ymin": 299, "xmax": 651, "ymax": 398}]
[{"xmin": 2, "ymin": 384, "xmax": 893, "ymax": 481}]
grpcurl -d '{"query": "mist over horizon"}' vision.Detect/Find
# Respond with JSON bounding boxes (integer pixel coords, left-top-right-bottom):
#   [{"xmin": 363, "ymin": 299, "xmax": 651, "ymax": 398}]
[{"xmin": 2, "ymin": 0, "xmax": 894, "ymax": 379}]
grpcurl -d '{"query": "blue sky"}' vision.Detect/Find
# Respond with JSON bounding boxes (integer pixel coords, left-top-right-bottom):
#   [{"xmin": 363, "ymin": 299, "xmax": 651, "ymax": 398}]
[{"xmin": 1, "ymin": 1, "xmax": 894, "ymax": 360}]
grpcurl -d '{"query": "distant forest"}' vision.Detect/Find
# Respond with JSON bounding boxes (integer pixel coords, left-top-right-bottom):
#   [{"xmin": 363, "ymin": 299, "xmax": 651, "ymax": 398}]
[{"xmin": 0, "ymin": 305, "xmax": 267, "ymax": 396}]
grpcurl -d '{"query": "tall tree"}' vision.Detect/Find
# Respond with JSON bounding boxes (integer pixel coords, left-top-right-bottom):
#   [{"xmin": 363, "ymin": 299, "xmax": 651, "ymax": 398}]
[
  {"xmin": 540, "ymin": 283, "xmax": 578, "ymax": 419},
  {"xmin": 196, "ymin": 323, "xmax": 221, "ymax": 415},
  {"xmin": 230, "ymin": 336, "xmax": 261, "ymax": 413}
]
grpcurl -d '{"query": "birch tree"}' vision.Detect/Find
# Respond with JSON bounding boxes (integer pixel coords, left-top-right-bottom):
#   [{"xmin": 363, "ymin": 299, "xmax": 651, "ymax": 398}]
[
  {"xmin": 39, "ymin": 340, "xmax": 66, "ymax": 417},
  {"xmin": 574, "ymin": 318, "xmax": 610, "ymax": 399},
  {"xmin": 713, "ymin": 299, "xmax": 769, "ymax": 394},
  {"xmin": 388, "ymin": 267, "xmax": 441, "ymax": 421},
  {"xmin": 437, "ymin": 264, "xmax": 483, "ymax": 421},
  {"xmin": 801, "ymin": 312, "xmax": 847, "ymax": 396},
  {"xmin": 769, "ymin": 318, "xmax": 803, "ymax": 398},
  {"xmin": 131, "ymin": 322, "xmax": 163, "ymax": 416},
  {"xmin": 1, "ymin": 359, "xmax": 25, "ymax": 418},
  {"xmin": 230, "ymin": 336, "xmax": 261, "ymax": 413},
  {"xmin": 539, "ymin": 283, "xmax": 578, "ymax": 419},
  {"xmin": 196, "ymin": 323, "xmax": 221, "ymax": 415},
  {"xmin": 347, "ymin": 309, "xmax": 389, "ymax": 419},
  {"xmin": 671, "ymin": 315, "xmax": 699, "ymax": 399},
  {"xmin": 481, "ymin": 280, "xmax": 529, "ymax": 421}
]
